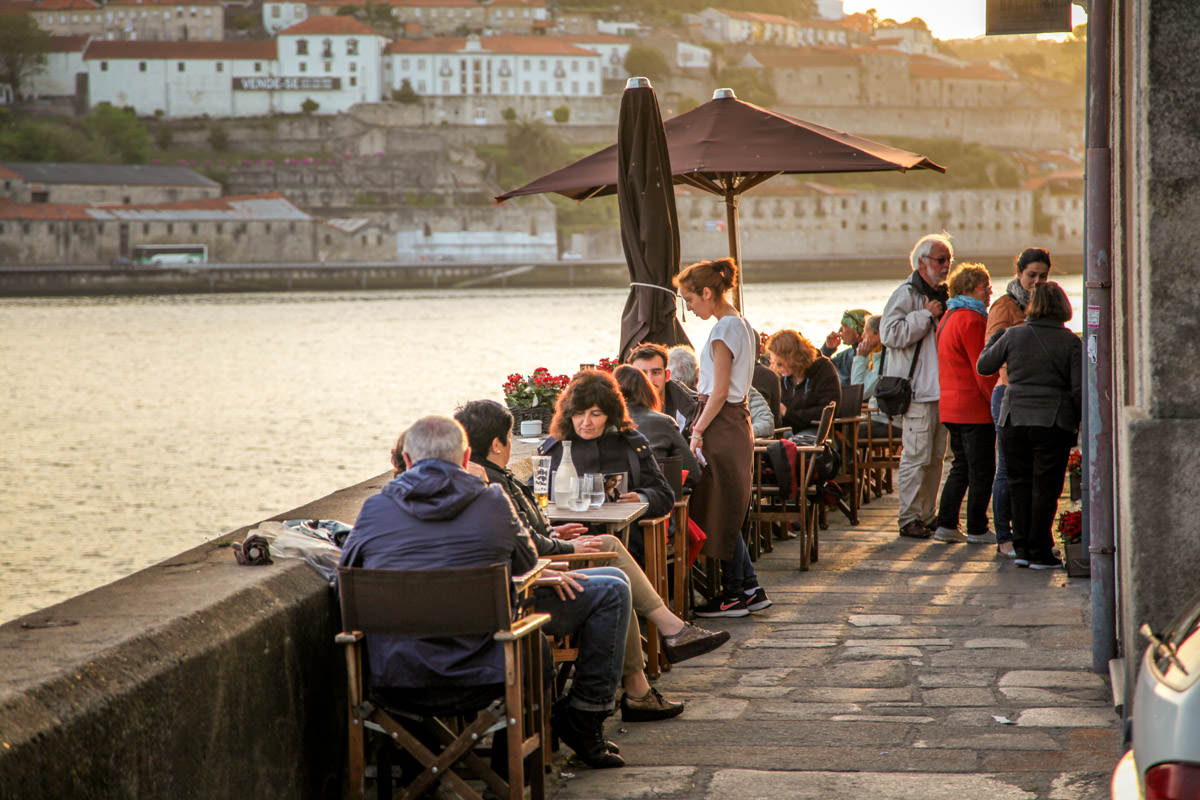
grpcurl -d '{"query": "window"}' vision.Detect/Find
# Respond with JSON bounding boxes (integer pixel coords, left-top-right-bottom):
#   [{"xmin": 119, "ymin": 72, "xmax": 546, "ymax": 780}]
[
  {"xmin": 216, "ymin": 223, "xmax": 223, "ymax": 233},
  {"xmin": 324, "ymin": 62, "xmax": 332, "ymax": 73},
  {"xmin": 554, "ymin": 80, "xmax": 562, "ymax": 92},
  {"xmin": 571, "ymin": 61, "xmax": 578, "ymax": 72},
  {"xmin": 101, "ymin": 61, "xmax": 108, "ymax": 71},
  {"xmin": 324, "ymin": 233, "xmax": 331, "ymax": 245},
  {"xmin": 190, "ymin": 223, "xmax": 199, "ymax": 234},
  {"xmin": 177, "ymin": 62, "xmax": 185, "ymax": 72},
  {"xmin": 539, "ymin": 80, "xmax": 546, "ymax": 93},
  {"xmin": 539, "ymin": 59, "xmax": 546, "ymax": 71},
  {"xmin": 289, "ymin": 221, "xmax": 296, "ymax": 233},
  {"xmin": 401, "ymin": 58, "xmax": 409, "ymax": 70},
  {"xmin": 143, "ymin": 223, "xmax": 150, "ymax": 234},
  {"xmin": 300, "ymin": 62, "xmax": 307, "ymax": 72},
  {"xmin": 349, "ymin": 76, "xmax": 356, "ymax": 86},
  {"xmin": 587, "ymin": 82, "xmax": 593, "ymax": 93},
  {"xmin": 139, "ymin": 61, "xmax": 146, "ymax": 72},
  {"xmin": 347, "ymin": 38, "xmax": 358, "ymax": 55},
  {"xmin": 265, "ymin": 223, "xmax": 272, "ymax": 233},
  {"xmin": 215, "ymin": 62, "xmax": 223, "ymax": 72},
  {"xmin": 297, "ymin": 39, "xmax": 308, "ymax": 55},
  {"xmin": 523, "ymin": 80, "xmax": 530, "ymax": 93},
  {"xmin": 570, "ymin": 81, "xmax": 578, "ymax": 93},
  {"xmin": 321, "ymin": 38, "xmax": 332, "ymax": 58},
  {"xmin": 166, "ymin": 223, "xmax": 174, "ymax": 234},
  {"xmin": 349, "ymin": 62, "xmax": 356, "ymax": 72},
  {"xmin": 416, "ymin": 58, "xmax": 424, "ymax": 69},
  {"xmin": 587, "ymin": 61, "xmax": 594, "ymax": 72},
  {"xmin": 190, "ymin": 6, "xmax": 197, "ymax": 16},
  {"xmin": 272, "ymin": 5, "xmax": 280, "ymax": 16},
  {"xmin": 254, "ymin": 62, "xmax": 262, "ymax": 72}
]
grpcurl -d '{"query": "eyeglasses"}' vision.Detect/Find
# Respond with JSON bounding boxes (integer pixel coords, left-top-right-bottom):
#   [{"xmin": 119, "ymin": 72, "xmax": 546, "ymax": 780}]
[{"xmin": 925, "ymin": 255, "xmax": 952, "ymax": 266}]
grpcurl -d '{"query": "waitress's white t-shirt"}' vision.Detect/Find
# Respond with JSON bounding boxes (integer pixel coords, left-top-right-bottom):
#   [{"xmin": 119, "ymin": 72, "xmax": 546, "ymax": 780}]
[{"xmin": 698, "ymin": 314, "xmax": 756, "ymax": 403}]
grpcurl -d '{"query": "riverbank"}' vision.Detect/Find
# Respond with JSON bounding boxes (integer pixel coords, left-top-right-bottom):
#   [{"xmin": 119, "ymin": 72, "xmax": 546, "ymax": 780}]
[{"xmin": 0, "ymin": 253, "xmax": 1083, "ymax": 297}]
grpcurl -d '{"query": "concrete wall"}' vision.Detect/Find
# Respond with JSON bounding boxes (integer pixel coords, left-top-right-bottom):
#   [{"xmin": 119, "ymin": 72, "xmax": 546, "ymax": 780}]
[
  {"xmin": 0, "ymin": 473, "xmax": 392, "ymax": 799},
  {"xmin": 1114, "ymin": 0, "xmax": 1200, "ymax": 697}
]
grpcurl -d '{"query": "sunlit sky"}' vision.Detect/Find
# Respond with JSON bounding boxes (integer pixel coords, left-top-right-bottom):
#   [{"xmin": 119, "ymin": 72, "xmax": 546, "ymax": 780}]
[{"xmin": 841, "ymin": 0, "xmax": 1088, "ymax": 41}]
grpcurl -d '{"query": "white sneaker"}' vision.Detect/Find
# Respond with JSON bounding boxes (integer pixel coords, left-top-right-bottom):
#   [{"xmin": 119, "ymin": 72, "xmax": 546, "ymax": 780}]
[
  {"xmin": 933, "ymin": 526, "xmax": 967, "ymax": 543},
  {"xmin": 966, "ymin": 530, "xmax": 997, "ymax": 544}
]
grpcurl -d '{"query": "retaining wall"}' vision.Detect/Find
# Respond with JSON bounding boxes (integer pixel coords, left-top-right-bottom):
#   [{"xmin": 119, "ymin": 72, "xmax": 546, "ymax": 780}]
[{"xmin": 0, "ymin": 473, "xmax": 390, "ymax": 800}]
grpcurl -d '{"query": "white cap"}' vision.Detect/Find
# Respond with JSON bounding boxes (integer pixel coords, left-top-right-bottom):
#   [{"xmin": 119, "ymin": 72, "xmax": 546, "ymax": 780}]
[
  {"xmin": 625, "ymin": 77, "xmax": 652, "ymax": 89},
  {"xmin": 712, "ymin": 88, "xmax": 737, "ymax": 99}
]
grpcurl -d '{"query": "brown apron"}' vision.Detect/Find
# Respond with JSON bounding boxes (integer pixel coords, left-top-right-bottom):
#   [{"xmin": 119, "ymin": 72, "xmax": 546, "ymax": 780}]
[{"xmin": 690, "ymin": 395, "xmax": 753, "ymax": 560}]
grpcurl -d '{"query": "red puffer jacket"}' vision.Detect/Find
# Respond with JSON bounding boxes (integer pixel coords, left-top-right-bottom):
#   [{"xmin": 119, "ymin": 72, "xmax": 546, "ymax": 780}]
[{"xmin": 937, "ymin": 307, "xmax": 997, "ymax": 424}]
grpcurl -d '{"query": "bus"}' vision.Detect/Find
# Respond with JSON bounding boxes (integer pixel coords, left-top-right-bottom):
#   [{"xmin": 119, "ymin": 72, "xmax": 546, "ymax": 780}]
[{"xmin": 132, "ymin": 244, "xmax": 208, "ymax": 267}]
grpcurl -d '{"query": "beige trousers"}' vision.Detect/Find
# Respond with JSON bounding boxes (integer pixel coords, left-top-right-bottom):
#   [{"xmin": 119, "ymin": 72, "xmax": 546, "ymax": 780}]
[
  {"xmin": 595, "ymin": 534, "xmax": 667, "ymax": 679},
  {"xmin": 896, "ymin": 400, "xmax": 948, "ymax": 528}
]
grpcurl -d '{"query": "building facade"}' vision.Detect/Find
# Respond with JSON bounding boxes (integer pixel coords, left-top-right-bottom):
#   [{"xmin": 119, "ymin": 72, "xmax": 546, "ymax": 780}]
[
  {"xmin": 31, "ymin": 0, "xmax": 225, "ymax": 41},
  {"xmin": 0, "ymin": 162, "xmax": 221, "ymax": 205}
]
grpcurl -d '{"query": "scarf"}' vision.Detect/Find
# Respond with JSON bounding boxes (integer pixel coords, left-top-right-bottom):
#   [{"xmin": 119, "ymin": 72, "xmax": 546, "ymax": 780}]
[
  {"xmin": 908, "ymin": 270, "xmax": 949, "ymax": 305},
  {"xmin": 946, "ymin": 295, "xmax": 988, "ymax": 316},
  {"xmin": 1006, "ymin": 278, "xmax": 1030, "ymax": 310}
]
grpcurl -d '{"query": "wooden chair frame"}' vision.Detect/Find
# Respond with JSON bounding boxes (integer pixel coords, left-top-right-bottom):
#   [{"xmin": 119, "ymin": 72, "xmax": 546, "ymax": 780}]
[{"xmin": 337, "ymin": 563, "xmax": 549, "ymax": 800}]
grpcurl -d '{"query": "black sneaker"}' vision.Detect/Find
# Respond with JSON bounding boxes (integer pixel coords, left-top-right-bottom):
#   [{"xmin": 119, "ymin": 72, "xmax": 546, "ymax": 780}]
[
  {"xmin": 1028, "ymin": 557, "xmax": 1064, "ymax": 570},
  {"xmin": 745, "ymin": 587, "xmax": 772, "ymax": 612},
  {"xmin": 693, "ymin": 595, "xmax": 750, "ymax": 618}
]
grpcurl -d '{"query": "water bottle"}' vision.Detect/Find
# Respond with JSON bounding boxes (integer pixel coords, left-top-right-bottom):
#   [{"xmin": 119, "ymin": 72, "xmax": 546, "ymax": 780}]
[{"xmin": 552, "ymin": 440, "xmax": 577, "ymax": 507}]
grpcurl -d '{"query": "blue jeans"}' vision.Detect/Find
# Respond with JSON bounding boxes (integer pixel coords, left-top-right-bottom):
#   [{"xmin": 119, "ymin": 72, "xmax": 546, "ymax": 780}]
[
  {"xmin": 721, "ymin": 535, "xmax": 759, "ymax": 596},
  {"xmin": 991, "ymin": 385, "xmax": 1012, "ymax": 544},
  {"xmin": 533, "ymin": 566, "xmax": 630, "ymax": 713}
]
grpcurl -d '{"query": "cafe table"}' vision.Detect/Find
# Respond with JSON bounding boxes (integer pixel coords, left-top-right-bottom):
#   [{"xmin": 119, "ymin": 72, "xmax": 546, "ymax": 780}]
[{"xmin": 545, "ymin": 500, "xmax": 649, "ymax": 544}]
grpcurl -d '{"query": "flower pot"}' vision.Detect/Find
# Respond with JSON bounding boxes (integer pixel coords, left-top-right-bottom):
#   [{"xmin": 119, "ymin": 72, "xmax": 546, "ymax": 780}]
[
  {"xmin": 509, "ymin": 404, "xmax": 554, "ymax": 433},
  {"xmin": 1069, "ymin": 471, "xmax": 1081, "ymax": 503}
]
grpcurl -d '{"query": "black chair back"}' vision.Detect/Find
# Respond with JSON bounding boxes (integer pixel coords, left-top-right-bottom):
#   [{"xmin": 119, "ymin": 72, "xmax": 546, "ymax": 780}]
[{"xmin": 658, "ymin": 455, "xmax": 683, "ymax": 499}]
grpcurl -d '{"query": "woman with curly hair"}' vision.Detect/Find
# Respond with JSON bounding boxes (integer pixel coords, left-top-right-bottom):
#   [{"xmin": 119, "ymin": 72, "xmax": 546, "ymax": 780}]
[
  {"xmin": 674, "ymin": 257, "xmax": 770, "ymax": 618},
  {"xmin": 765, "ymin": 329, "xmax": 842, "ymax": 435},
  {"xmin": 538, "ymin": 369, "xmax": 675, "ymax": 521}
]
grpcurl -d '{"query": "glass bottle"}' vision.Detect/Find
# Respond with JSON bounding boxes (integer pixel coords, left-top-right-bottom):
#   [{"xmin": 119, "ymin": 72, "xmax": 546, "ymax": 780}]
[{"xmin": 552, "ymin": 440, "xmax": 577, "ymax": 507}]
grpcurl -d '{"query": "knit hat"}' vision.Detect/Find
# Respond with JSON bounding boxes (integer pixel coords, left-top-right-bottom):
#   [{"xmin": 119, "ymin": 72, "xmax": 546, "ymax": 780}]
[{"xmin": 841, "ymin": 309, "xmax": 869, "ymax": 335}]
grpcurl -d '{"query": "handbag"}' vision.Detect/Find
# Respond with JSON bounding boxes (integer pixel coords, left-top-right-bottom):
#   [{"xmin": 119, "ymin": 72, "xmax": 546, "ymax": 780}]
[{"xmin": 874, "ymin": 336, "xmax": 922, "ymax": 418}]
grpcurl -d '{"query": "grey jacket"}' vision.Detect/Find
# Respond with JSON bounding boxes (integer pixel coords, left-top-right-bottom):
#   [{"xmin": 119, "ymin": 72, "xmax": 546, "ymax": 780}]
[
  {"xmin": 880, "ymin": 274, "xmax": 942, "ymax": 403},
  {"xmin": 977, "ymin": 318, "xmax": 1081, "ymax": 431},
  {"xmin": 628, "ymin": 404, "xmax": 702, "ymax": 493}
]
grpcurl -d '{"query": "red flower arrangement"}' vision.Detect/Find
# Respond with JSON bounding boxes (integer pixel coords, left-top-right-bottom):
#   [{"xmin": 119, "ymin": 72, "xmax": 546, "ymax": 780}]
[
  {"xmin": 596, "ymin": 357, "xmax": 619, "ymax": 373},
  {"xmin": 503, "ymin": 367, "xmax": 570, "ymax": 408},
  {"xmin": 1067, "ymin": 448, "xmax": 1082, "ymax": 476},
  {"xmin": 1056, "ymin": 509, "xmax": 1082, "ymax": 544}
]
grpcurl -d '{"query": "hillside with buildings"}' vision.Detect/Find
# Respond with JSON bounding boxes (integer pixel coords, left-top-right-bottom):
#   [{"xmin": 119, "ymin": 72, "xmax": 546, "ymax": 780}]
[{"xmin": 0, "ymin": 0, "xmax": 1085, "ymax": 266}]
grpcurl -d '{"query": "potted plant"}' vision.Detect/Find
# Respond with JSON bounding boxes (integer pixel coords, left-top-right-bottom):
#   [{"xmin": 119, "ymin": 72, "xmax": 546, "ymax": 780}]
[
  {"xmin": 1056, "ymin": 508, "xmax": 1086, "ymax": 577},
  {"xmin": 1067, "ymin": 448, "xmax": 1082, "ymax": 502},
  {"xmin": 503, "ymin": 368, "xmax": 570, "ymax": 430}
]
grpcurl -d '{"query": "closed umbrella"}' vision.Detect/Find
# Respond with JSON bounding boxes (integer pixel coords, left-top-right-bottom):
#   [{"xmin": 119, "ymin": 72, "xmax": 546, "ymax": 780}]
[
  {"xmin": 616, "ymin": 77, "xmax": 691, "ymax": 361},
  {"xmin": 496, "ymin": 89, "xmax": 947, "ymax": 310}
]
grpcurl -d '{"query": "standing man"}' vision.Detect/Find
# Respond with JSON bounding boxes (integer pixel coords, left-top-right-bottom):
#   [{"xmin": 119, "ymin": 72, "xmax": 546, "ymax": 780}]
[
  {"xmin": 821, "ymin": 309, "xmax": 871, "ymax": 387},
  {"xmin": 627, "ymin": 342, "xmax": 698, "ymax": 434},
  {"xmin": 881, "ymin": 234, "xmax": 952, "ymax": 539}
]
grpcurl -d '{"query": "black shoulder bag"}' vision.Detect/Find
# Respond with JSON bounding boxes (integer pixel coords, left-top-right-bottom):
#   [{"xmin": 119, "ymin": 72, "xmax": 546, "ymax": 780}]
[{"xmin": 875, "ymin": 336, "xmax": 921, "ymax": 418}]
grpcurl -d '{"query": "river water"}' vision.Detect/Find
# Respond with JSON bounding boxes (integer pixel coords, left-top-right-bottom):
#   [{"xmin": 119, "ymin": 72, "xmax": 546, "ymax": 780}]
[{"xmin": 0, "ymin": 276, "xmax": 1083, "ymax": 623}]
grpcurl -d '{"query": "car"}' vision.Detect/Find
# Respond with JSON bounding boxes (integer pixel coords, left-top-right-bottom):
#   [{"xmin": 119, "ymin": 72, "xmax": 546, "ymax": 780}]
[{"xmin": 1111, "ymin": 589, "xmax": 1200, "ymax": 800}]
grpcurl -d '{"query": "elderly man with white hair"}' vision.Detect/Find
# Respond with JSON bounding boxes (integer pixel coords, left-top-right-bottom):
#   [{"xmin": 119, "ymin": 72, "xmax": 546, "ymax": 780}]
[{"xmin": 880, "ymin": 233, "xmax": 953, "ymax": 540}]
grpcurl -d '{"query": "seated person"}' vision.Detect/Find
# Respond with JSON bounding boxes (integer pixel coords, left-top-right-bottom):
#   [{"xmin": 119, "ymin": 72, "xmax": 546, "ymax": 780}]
[
  {"xmin": 765, "ymin": 329, "xmax": 842, "ymax": 435},
  {"xmin": 747, "ymin": 386, "xmax": 776, "ymax": 439},
  {"xmin": 628, "ymin": 342, "xmax": 698, "ymax": 435},
  {"xmin": 821, "ymin": 308, "xmax": 871, "ymax": 387},
  {"xmin": 751, "ymin": 334, "xmax": 783, "ymax": 429},
  {"xmin": 612, "ymin": 365, "xmax": 701, "ymax": 495},
  {"xmin": 455, "ymin": 400, "xmax": 729, "ymax": 722},
  {"xmin": 666, "ymin": 344, "xmax": 698, "ymax": 389},
  {"xmin": 340, "ymin": 415, "xmax": 629, "ymax": 768},
  {"xmin": 851, "ymin": 314, "xmax": 901, "ymax": 439}
]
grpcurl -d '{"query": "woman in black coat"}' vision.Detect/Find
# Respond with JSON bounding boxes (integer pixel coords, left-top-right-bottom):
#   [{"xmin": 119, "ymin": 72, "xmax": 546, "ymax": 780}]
[
  {"xmin": 764, "ymin": 329, "xmax": 842, "ymax": 434},
  {"xmin": 613, "ymin": 364, "xmax": 701, "ymax": 496},
  {"xmin": 977, "ymin": 282, "xmax": 1081, "ymax": 569}
]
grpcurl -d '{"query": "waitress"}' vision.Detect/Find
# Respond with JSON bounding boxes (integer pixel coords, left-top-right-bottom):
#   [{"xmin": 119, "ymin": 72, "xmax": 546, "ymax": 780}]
[{"xmin": 673, "ymin": 258, "xmax": 771, "ymax": 618}]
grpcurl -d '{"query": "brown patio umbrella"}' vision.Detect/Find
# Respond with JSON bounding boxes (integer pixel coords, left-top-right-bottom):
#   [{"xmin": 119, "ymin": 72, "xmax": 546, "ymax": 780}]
[
  {"xmin": 496, "ymin": 89, "xmax": 947, "ymax": 310},
  {"xmin": 615, "ymin": 77, "xmax": 691, "ymax": 361}
]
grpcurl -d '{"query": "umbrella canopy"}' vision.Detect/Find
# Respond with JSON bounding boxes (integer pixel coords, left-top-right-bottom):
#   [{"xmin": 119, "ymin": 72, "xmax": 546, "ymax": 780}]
[
  {"xmin": 496, "ymin": 89, "xmax": 947, "ymax": 309},
  {"xmin": 616, "ymin": 78, "xmax": 691, "ymax": 361}
]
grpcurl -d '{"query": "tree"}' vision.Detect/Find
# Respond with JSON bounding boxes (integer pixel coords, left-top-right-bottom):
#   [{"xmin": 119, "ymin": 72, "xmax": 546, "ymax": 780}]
[
  {"xmin": 207, "ymin": 123, "xmax": 229, "ymax": 151},
  {"xmin": 552, "ymin": 105, "xmax": 570, "ymax": 124},
  {"xmin": 81, "ymin": 103, "xmax": 152, "ymax": 163},
  {"xmin": 301, "ymin": 97, "xmax": 320, "ymax": 114},
  {"xmin": 504, "ymin": 119, "xmax": 568, "ymax": 176},
  {"xmin": 623, "ymin": 44, "xmax": 670, "ymax": 85},
  {"xmin": 0, "ymin": 14, "xmax": 53, "ymax": 102},
  {"xmin": 392, "ymin": 79, "xmax": 419, "ymax": 104}
]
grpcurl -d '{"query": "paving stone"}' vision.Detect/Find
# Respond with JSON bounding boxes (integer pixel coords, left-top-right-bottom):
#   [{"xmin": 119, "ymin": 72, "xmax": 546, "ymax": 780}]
[
  {"xmin": 665, "ymin": 695, "xmax": 747, "ymax": 720},
  {"xmin": 706, "ymin": 769, "xmax": 1037, "ymax": 798},
  {"xmin": 736, "ymin": 668, "xmax": 792, "ymax": 687},
  {"xmin": 830, "ymin": 714, "xmax": 937, "ymax": 724},
  {"xmin": 839, "ymin": 645, "xmax": 924, "ymax": 659},
  {"xmin": 551, "ymin": 767, "xmax": 697, "ymax": 799},
  {"xmin": 789, "ymin": 686, "xmax": 915, "ymax": 703},
  {"xmin": 922, "ymin": 688, "xmax": 997, "ymax": 706},
  {"xmin": 1048, "ymin": 771, "xmax": 1114, "ymax": 800},
  {"xmin": 1016, "ymin": 707, "xmax": 1119, "ymax": 728},
  {"xmin": 931, "ymin": 649, "xmax": 1091, "ymax": 669},
  {"xmin": 781, "ymin": 660, "xmax": 912, "ymax": 688},
  {"xmin": 999, "ymin": 670, "xmax": 1108, "ymax": 689},
  {"xmin": 845, "ymin": 637, "xmax": 953, "ymax": 647},
  {"xmin": 918, "ymin": 671, "xmax": 997, "ymax": 688},
  {"xmin": 991, "ymin": 608, "xmax": 1084, "ymax": 626},
  {"xmin": 999, "ymin": 686, "xmax": 1110, "ymax": 706},
  {"xmin": 726, "ymin": 685, "xmax": 792, "ymax": 699},
  {"xmin": 727, "ymin": 647, "xmax": 832, "ymax": 668},
  {"xmin": 849, "ymin": 613, "xmax": 904, "ymax": 626},
  {"xmin": 912, "ymin": 729, "xmax": 1060, "ymax": 750},
  {"xmin": 965, "ymin": 638, "xmax": 1030, "ymax": 649},
  {"xmin": 742, "ymin": 637, "xmax": 840, "ymax": 648},
  {"xmin": 744, "ymin": 700, "xmax": 864, "ymax": 719}
]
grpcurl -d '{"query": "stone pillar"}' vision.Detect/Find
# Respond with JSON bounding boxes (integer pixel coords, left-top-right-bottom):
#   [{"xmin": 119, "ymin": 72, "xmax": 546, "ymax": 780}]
[{"xmin": 1113, "ymin": 0, "xmax": 1200, "ymax": 698}]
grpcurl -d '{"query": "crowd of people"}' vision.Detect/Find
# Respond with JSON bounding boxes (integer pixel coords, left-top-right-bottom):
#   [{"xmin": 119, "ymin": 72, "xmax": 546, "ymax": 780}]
[{"xmin": 333, "ymin": 242, "xmax": 1081, "ymax": 779}]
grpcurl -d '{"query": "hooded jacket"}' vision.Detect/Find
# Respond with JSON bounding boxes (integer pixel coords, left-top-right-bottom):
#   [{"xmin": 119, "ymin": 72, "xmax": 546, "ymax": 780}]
[
  {"xmin": 339, "ymin": 457, "xmax": 538, "ymax": 689},
  {"xmin": 880, "ymin": 270, "xmax": 949, "ymax": 403}
]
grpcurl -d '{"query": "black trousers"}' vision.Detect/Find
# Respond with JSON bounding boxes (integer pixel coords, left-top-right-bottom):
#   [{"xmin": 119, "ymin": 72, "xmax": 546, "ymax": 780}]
[
  {"xmin": 937, "ymin": 422, "xmax": 996, "ymax": 535},
  {"xmin": 1000, "ymin": 424, "xmax": 1074, "ymax": 561}
]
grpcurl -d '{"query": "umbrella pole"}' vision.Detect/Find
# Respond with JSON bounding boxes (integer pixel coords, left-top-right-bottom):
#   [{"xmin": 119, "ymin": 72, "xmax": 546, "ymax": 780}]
[{"xmin": 724, "ymin": 192, "xmax": 742, "ymax": 312}]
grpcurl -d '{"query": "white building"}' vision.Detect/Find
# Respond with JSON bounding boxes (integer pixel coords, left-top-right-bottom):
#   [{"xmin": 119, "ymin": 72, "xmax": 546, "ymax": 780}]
[
  {"xmin": 31, "ymin": 0, "xmax": 225, "ymax": 42},
  {"xmin": 385, "ymin": 34, "xmax": 602, "ymax": 98},
  {"xmin": 814, "ymin": 0, "xmax": 843, "ymax": 21},
  {"xmin": 27, "ymin": 35, "xmax": 89, "ymax": 97},
  {"xmin": 83, "ymin": 17, "xmax": 385, "ymax": 117},
  {"xmin": 562, "ymin": 34, "xmax": 629, "ymax": 81}
]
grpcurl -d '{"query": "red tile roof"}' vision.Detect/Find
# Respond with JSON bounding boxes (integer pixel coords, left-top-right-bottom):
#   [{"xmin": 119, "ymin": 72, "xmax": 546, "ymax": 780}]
[
  {"xmin": 563, "ymin": 33, "xmax": 631, "ymax": 44},
  {"xmin": 487, "ymin": 0, "xmax": 544, "ymax": 6},
  {"xmin": 84, "ymin": 40, "xmax": 277, "ymax": 60},
  {"xmin": 386, "ymin": 34, "xmax": 597, "ymax": 56},
  {"xmin": 712, "ymin": 8, "xmax": 799, "ymax": 26},
  {"xmin": 278, "ymin": 15, "xmax": 382, "ymax": 36},
  {"xmin": 106, "ymin": 0, "xmax": 221, "ymax": 6},
  {"xmin": 0, "ymin": 166, "xmax": 24, "ymax": 181},
  {"xmin": 0, "ymin": 0, "xmax": 37, "ymax": 14},
  {"xmin": 32, "ymin": 0, "xmax": 99, "ymax": 10},
  {"xmin": 46, "ymin": 34, "xmax": 89, "ymax": 52}
]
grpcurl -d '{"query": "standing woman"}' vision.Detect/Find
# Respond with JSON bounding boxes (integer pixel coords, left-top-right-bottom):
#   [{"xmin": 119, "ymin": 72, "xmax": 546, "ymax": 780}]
[
  {"xmin": 977, "ymin": 282, "xmax": 1080, "ymax": 570},
  {"xmin": 986, "ymin": 248, "xmax": 1051, "ymax": 557},
  {"xmin": 931, "ymin": 263, "xmax": 999, "ymax": 545},
  {"xmin": 673, "ymin": 258, "xmax": 770, "ymax": 617}
]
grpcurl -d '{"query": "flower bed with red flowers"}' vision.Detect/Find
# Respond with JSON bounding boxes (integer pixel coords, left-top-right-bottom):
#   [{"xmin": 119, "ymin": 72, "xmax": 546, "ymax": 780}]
[{"xmin": 503, "ymin": 368, "xmax": 570, "ymax": 409}]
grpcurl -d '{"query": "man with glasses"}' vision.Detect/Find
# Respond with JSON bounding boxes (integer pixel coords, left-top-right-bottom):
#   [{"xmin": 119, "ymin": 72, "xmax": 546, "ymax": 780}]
[{"xmin": 880, "ymin": 233, "xmax": 953, "ymax": 539}]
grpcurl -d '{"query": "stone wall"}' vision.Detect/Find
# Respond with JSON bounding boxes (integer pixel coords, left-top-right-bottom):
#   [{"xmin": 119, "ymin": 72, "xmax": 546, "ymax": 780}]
[{"xmin": 0, "ymin": 473, "xmax": 392, "ymax": 799}]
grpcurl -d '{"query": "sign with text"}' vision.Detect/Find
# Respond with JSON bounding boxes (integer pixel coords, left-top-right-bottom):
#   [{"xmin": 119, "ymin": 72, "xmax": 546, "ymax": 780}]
[
  {"xmin": 986, "ymin": 0, "xmax": 1072, "ymax": 35},
  {"xmin": 233, "ymin": 76, "xmax": 341, "ymax": 91}
]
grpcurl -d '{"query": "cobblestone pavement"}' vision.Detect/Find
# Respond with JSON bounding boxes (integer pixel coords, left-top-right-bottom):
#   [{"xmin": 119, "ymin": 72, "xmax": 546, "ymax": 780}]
[{"xmin": 550, "ymin": 492, "xmax": 1121, "ymax": 800}]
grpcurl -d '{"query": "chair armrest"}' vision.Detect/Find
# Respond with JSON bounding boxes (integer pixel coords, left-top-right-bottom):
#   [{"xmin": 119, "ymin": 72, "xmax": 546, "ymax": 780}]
[
  {"xmin": 511, "ymin": 557, "xmax": 551, "ymax": 594},
  {"xmin": 495, "ymin": 612, "xmax": 552, "ymax": 641},
  {"xmin": 335, "ymin": 630, "xmax": 363, "ymax": 645},
  {"xmin": 532, "ymin": 574, "xmax": 563, "ymax": 588},
  {"xmin": 639, "ymin": 513, "xmax": 671, "ymax": 530},
  {"xmin": 549, "ymin": 551, "xmax": 619, "ymax": 565}
]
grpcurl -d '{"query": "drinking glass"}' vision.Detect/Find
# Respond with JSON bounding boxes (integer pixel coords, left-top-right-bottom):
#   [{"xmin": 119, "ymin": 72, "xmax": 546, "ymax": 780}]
[
  {"xmin": 586, "ymin": 473, "xmax": 605, "ymax": 507},
  {"xmin": 532, "ymin": 456, "xmax": 552, "ymax": 509},
  {"xmin": 568, "ymin": 476, "xmax": 590, "ymax": 512}
]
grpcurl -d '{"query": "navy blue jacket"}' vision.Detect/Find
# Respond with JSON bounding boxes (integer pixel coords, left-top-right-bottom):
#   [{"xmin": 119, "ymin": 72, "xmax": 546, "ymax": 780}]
[{"xmin": 339, "ymin": 458, "xmax": 538, "ymax": 689}]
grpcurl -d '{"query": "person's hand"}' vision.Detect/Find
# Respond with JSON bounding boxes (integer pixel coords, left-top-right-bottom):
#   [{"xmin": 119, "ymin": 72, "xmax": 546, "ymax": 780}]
[
  {"xmin": 825, "ymin": 331, "xmax": 841, "ymax": 350},
  {"xmin": 924, "ymin": 299, "xmax": 944, "ymax": 319},
  {"xmin": 856, "ymin": 339, "xmax": 872, "ymax": 357},
  {"xmin": 465, "ymin": 461, "xmax": 488, "ymax": 482},
  {"xmin": 546, "ymin": 569, "xmax": 587, "ymax": 601},
  {"xmin": 552, "ymin": 523, "xmax": 588, "ymax": 540},
  {"xmin": 571, "ymin": 535, "xmax": 606, "ymax": 554},
  {"xmin": 615, "ymin": 491, "xmax": 640, "ymax": 503}
]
